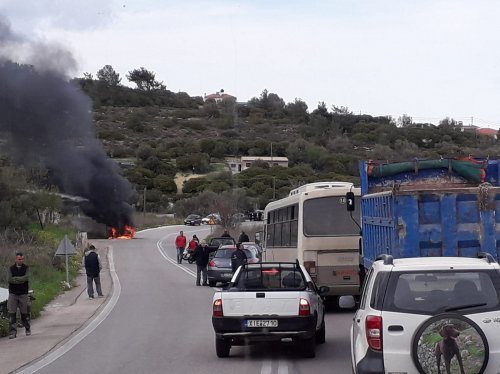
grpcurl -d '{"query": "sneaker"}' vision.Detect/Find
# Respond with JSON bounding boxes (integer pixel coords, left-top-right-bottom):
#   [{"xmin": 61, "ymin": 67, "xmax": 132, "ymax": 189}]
[
  {"xmin": 98, "ymin": 294, "xmax": 104, "ymax": 298},
  {"xmin": 202, "ymin": 283, "xmax": 209, "ymax": 286},
  {"xmin": 9, "ymin": 332, "xmax": 16, "ymax": 339},
  {"xmin": 89, "ymin": 295, "xmax": 94, "ymax": 299},
  {"xmin": 26, "ymin": 329, "xmax": 31, "ymax": 336}
]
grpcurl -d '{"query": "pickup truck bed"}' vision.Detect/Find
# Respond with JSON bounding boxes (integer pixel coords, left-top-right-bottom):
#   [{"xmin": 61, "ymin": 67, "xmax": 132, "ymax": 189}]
[{"xmin": 211, "ymin": 262, "xmax": 327, "ymax": 358}]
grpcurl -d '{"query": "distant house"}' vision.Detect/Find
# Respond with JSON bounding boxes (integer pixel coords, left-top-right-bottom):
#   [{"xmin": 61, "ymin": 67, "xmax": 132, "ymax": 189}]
[
  {"xmin": 477, "ymin": 128, "xmax": 498, "ymax": 139},
  {"xmin": 460, "ymin": 125, "xmax": 479, "ymax": 133},
  {"xmin": 226, "ymin": 156, "xmax": 289, "ymax": 174},
  {"xmin": 204, "ymin": 89, "xmax": 236, "ymax": 103}
]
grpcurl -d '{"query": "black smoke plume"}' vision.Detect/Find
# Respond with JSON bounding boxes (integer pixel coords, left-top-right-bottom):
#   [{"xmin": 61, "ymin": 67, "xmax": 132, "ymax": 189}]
[{"xmin": 0, "ymin": 17, "xmax": 134, "ymax": 232}]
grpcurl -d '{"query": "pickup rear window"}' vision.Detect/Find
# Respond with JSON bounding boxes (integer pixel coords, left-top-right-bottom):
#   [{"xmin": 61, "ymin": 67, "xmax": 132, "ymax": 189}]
[
  {"xmin": 380, "ymin": 270, "xmax": 500, "ymax": 315},
  {"xmin": 234, "ymin": 266, "xmax": 306, "ymax": 290}
]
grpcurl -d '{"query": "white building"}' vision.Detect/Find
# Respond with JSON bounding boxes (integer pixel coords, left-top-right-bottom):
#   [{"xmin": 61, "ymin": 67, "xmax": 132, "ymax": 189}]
[{"xmin": 226, "ymin": 156, "xmax": 289, "ymax": 174}]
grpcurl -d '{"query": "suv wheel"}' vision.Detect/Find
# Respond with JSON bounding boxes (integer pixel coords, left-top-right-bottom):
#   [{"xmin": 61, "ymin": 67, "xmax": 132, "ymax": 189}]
[
  {"xmin": 208, "ymin": 280, "xmax": 217, "ymax": 287},
  {"xmin": 316, "ymin": 318, "xmax": 326, "ymax": 344},
  {"xmin": 215, "ymin": 337, "xmax": 231, "ymax": 358}
]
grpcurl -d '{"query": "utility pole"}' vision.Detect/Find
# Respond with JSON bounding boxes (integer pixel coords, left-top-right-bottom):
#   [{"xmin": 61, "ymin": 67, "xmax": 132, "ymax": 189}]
[
  {"xmin": 273, "ymin": 176, "xmax": 276, "ymax": 199},
  {"xmin": 143, "ymin": 186, "xmax": 146, "ymax": 217}
]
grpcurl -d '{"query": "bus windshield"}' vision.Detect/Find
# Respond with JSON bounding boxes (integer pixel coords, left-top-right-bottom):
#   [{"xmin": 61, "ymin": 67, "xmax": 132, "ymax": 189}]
[{"xmin": 303, "ymin": 196, "xmax": 360, "ymax": 236}]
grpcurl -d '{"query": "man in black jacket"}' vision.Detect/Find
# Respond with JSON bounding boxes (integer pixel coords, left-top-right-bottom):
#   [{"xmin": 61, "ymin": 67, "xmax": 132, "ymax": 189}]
[
  {"xmin": 7, "ymin": 252, "xmax": 30, "ymax": 339},
  {"xmin": 84, "ymin": 245, "xmax": 103, "ymax": 299},
  {"xmin": 238, "ymin": 231, "xmax": 250, "ymax": 243},
  {"xmin": 193, "ymin": 240, "xmax": 217, "ymax": 286},
  {"xmin": 231, "ymin": 243, "xmax": 248, "ymax": 273}
]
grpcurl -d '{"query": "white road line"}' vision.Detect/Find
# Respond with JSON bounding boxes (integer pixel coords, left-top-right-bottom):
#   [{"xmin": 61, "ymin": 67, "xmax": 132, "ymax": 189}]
[
  {"xmin": 261, "ymin": 360, "xmax": 273, "ymax": 374},
  {"xmin": 156, "ymin": 235, "xmax": 196, "ymax": 277},
  {"xmin": 278, "ymin": 360, "xmax": 289, "ymax": 374},
  {"xmin": 18, "ymin": 246, "xmax": 121, "ymax": 374}
]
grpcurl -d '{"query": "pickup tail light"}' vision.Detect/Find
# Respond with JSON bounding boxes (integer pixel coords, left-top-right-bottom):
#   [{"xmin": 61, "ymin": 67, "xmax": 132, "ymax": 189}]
[
  {"xmin": 366, "ymin": 315, "xmax": 383, "ymax": 351},
  {"xmin": 213, "ymin": 298, "xmax": 224, "ymax": 317},
  {"xmin": 299, "ymin": 298, "xmax": 311, "ymax": 316},
  {"xmin": 209, "ymin": 260, "xmax": 215, "ymax": 267}
]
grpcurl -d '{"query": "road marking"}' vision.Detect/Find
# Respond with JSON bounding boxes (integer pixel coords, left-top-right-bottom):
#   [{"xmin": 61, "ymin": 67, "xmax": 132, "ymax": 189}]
[
  {"xmin": 157, "ymin": 235, "xmax": 196, "ymax": 277},
  {"xmin": 18, "ymin": 246, "xmax": 121, "ymax": 374},
  {"xmin": 278, "ymin": 360, "xmax": 289, "ymax": 374},
  {"xmin": 261, "ymin": 360, "xmax": 272, "ymax": 374}
]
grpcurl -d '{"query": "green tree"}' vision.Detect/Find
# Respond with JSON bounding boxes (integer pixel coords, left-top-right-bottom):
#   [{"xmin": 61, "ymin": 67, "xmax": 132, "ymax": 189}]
[
  {"xmin": 96, "ymin": 65, "xmax": 121, "ymax": 86},
  {"xmin": 127, "ymin": 67, "xmax": 165, "ymax": 91}
]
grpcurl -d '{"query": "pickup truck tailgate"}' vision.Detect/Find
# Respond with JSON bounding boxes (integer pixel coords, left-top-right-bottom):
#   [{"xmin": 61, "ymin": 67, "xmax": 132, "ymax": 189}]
[{"xmin": 221, "ymin": 292, "xmax": 301, "ymax": 316}]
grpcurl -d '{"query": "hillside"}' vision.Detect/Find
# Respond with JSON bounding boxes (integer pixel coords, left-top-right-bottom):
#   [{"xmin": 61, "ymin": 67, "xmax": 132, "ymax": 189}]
[{"xmin": 78, "ymin": 79, "xmax": 500, "ymax": 215}]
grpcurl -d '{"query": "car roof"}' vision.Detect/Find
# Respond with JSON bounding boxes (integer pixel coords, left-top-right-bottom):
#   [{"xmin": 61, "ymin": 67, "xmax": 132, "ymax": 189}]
[{"xmin": 373, "ymin": 256, "xmax": 500, "ymax": 271}]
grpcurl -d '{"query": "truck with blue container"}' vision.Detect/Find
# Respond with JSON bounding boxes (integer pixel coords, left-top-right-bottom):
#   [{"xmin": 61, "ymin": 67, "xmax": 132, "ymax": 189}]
[{"xmin": 358, "ymin": 158, "xmax": 500, "ymax": 268}]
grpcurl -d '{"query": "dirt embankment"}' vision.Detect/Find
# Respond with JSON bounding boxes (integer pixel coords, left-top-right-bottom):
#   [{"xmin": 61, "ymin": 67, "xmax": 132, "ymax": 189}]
[{"xmin": 174, "ymin": 173, "xmax": 205, "ymax": 194}]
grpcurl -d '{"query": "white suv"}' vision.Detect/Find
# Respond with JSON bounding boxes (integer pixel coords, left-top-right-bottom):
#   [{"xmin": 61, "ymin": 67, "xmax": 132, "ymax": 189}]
[{"xmin": 343, "ymin": 253, "xmax": 500, "ymax": 374}]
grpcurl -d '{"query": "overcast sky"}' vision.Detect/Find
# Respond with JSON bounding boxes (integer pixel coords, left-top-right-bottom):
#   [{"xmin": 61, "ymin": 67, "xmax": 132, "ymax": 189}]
[{"xmin": 1, "ymin": 0, "xmax": 500, "ymax": 127}]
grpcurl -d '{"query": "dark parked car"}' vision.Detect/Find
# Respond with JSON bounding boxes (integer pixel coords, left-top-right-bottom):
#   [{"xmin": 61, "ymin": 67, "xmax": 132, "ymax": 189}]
[
  {"xmin": 207, "ymin": 245, "xmax": 260, "ymax": 287},
  {"xmin": 184, "ymin": 214, "xmax": 202, "ymax": 226}
]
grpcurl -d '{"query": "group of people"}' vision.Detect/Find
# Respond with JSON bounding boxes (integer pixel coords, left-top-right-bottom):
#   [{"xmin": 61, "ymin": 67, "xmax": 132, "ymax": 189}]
[{"xmin": 175, "ymin": 230, "xmax": 248, "ymax": 286}]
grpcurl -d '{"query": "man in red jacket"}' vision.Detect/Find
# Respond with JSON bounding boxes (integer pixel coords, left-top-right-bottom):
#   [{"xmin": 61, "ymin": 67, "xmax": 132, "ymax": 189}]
[{"xmin": 175, "ymin": 230, "xmax": 187, "ymax": 264}]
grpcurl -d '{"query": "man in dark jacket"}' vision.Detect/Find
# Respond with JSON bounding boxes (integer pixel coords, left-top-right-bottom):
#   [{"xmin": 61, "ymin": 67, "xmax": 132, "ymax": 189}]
[
  {"xmin": 7, "ymin": 252, "xmax": 30, "ymax": 339},
  {"xmin": 238, "ymin": 231, "xmax": 250, "ymax": 243},
  {"xmin": 231, "ymin": 243, "xmax": 248, "ymax": 273},
  {"xmin": 193, "ymin": 240, "xmax": 217, "ymax": 286},
  {"xmin": 84, "ymin": 245, "xmax": 103, "ymax": 299}
]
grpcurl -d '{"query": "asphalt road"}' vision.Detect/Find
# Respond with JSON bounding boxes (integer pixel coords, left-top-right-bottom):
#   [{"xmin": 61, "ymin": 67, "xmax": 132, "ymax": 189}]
[{"xmin": 32, "ymin": 225, "xmax": 355, "ymax": 374}]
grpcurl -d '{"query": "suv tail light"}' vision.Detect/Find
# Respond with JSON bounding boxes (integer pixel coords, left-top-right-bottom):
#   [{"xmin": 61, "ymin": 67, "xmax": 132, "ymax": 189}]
[
  {"xmin": 209, "ymin": 260, "xmax": 215, "ymax": 267},
  {"xmin": 366, "ymin": 315, "xmax": 383, "ymax": 351},
  {"xmin": 213, "ymin": 299, "xmax": 223, "ymax": 317},
  {"xmin": 299, "ymin": 298, "xmax": 311, "ymax": 316}
]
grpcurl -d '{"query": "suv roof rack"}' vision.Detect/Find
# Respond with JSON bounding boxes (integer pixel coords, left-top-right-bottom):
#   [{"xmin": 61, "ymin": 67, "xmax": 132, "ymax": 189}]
[
  {"xmin": 477, "ymin": 252, "xmax": 497, "ymax": 264},
  {"xmin": 375, "ymin": 254, "xmax": 394, "ymax": 265}
]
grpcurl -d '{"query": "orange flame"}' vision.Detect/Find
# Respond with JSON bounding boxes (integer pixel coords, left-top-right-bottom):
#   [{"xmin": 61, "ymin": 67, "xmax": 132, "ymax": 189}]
[{"xmin": 110, "ymin": 225, "xmax": 136, "ymax": 239}]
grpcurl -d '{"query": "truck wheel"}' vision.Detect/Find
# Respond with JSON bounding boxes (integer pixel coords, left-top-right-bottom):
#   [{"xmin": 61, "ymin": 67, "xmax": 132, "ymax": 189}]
[
  {"xmin": 209, "ymin": 280, "xmax": 217, "ymax": 287},
  {"xmin": 316, "ymin": 318, "xmax": 326, "ymax": 344},
  {"xmin": 215, "ymin": 337, "xmax": 231, "ymax": 358},
  {"xmin": 299, "ymin": 334, "xmax": 316, "ymax": 358}
]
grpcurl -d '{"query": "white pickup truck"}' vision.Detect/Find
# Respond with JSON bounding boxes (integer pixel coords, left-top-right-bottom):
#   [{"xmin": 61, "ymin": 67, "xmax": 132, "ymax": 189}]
[{"xmin": 211, "ymin": 261, "xmax": 328, "ymax": 358}]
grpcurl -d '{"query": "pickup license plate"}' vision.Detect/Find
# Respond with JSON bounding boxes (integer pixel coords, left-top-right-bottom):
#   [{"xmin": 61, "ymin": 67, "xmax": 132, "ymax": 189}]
[{"xmin": 245, "ymin": 320, "xmax": 278, "ymax": 328}]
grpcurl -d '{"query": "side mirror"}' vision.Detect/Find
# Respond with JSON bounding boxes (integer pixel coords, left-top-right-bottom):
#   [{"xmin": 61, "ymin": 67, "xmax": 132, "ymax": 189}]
[
  {"xmin": 346, "ymin": 192, "xmax": 355, "ymax": 211},
  {"xmin": 339, "ymin": 295, "xmax": 357, "ymax": 309}
]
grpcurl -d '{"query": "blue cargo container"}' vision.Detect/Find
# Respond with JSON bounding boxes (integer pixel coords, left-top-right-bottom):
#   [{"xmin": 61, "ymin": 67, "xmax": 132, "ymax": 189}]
[{"xmin": 360, "ymin": 159, "xmax": 500, "ymax": 268}]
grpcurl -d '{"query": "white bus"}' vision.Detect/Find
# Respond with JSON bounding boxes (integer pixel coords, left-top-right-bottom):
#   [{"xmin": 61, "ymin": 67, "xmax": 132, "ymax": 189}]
[{"xmin": 263, "ymin": 181, "xmax": 362, "ymax": 300}]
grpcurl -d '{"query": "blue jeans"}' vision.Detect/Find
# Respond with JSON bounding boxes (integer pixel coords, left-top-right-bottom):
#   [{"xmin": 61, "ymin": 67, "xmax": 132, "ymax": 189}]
[{"xmin": 196, "ymin": 265, "xmax": 207, "ymax": 285}]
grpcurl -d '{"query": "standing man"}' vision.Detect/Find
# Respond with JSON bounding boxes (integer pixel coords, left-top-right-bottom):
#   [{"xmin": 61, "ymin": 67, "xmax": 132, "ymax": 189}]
[
  {"xmin": 221, "ymin": 229, "xmax": 231, "ymax": 238},
  {"xmin": 84, "ymin": 245, "xmax": 103, "ymax": 299},
  {"xmin": 193, "ymin": 240, "xmax": 216, "ymax": 286},
  {"xmin": 238, "ymin": 231, "xmax": 250, "ymax": 243},
  {"xmin": 175, "ymin": 230, "xmax": 187, "ymax": 264},
  {"xmin": 7, "ymin": 252, "xmax": 30, "ymax": 339},
  {"xmin": 231, "ymin": 243, "xmax": 248, "ymax": 273}
]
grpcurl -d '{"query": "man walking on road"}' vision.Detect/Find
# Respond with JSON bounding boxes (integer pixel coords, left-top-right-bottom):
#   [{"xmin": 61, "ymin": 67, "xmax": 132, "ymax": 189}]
[
  {"xmin": 84, "ymin": 245, "xmax": 103, "ymax": 299},
  {"xmin": 7, "ymin": 252, "xmax": 31, "ymax": 339},
  {"xmin": 175, "ymin": 230, "xmax": 187, "ymax": 264}
]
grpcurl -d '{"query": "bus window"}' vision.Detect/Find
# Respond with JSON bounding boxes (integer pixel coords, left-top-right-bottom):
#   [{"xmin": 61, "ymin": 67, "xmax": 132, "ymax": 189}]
[{"xmin": 303, "ymin": 196, "xmax": 360, "ymax": 236}]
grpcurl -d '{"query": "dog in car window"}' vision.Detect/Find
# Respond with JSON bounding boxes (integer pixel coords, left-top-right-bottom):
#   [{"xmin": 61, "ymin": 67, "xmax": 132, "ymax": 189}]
[{"xmin": 435, "ymin": 323, "xmax": 465, "ymax": 374}]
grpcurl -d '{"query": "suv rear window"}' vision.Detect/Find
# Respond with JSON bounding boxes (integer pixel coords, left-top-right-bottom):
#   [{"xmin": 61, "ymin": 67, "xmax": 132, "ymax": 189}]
[
  {"xmin": 382, "ymin": 270, "xmax": 500, "ymax": 314},
  {"xmin": 214, "ymin": 249, "xmax": 253, "ymax": 259}
]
